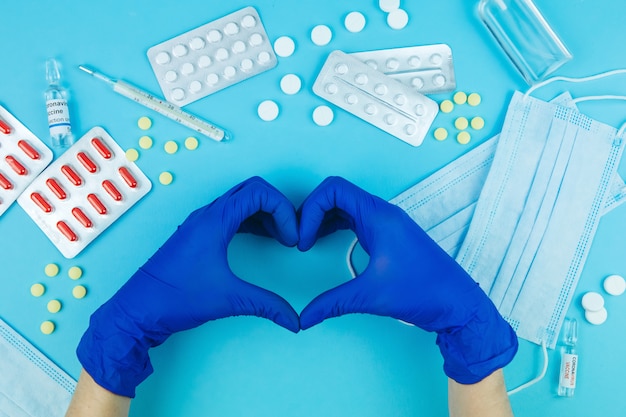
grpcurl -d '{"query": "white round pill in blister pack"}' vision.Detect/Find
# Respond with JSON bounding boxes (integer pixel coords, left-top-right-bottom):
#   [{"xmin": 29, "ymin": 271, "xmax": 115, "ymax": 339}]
[{"xmin": 147, "ymin": 7, "xmax": 277, "ymax": 107}]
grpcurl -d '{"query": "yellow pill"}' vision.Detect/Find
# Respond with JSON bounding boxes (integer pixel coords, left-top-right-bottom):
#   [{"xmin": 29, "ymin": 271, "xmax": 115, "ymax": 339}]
[
  {"xmin": 471, "ymin": 116, "xmax": 485, "ymax": 130},
  {"xmin": 139, "ymin": 135, "xmax": 153, "ymax": 149},
  {"xmin": 440, "ymin": 100, "xmax": 454, "ymax": 113},
  {"xmin": 159, "ymin": 171, "xmax": 174, "ymax": 186},
  {"xmin": 44, "ymin": 263, "xmax": 59, "ymax": 277},
  {"xmin": 47, "ymin": 299, "xmax": 62, "ymax": 314},
  {"xmin": 164, "ymin": 141, "xmax": 179, "ymax": 154},
  {"xmin": 125, "ymin": 148, "xmax": 139, "ymax": 162},
  {"xmin": 468, "ymin": 93, "xmax": 482, "ymax": 106},
  {"xmin": 184, "ymin": 136, "xmax": 199, "ymax": 151},
  {"xmin": 30, "ymin": 283, "xmax": 46, "ymax": 297},
  {"xmin": 138, "ymin": 116, "xmax": 152, "ymax": 130},
  {"xmin": 72, "ymin": 285, "xmax": 87, "ymax": 299},
  {"xmin": 455, "ymin": 117, "xmax": 469, "ymax": 130},
  {"xmin": 453, "ymin": 91, "xmax": 467, "ymax": 105},
  {"xmin": 40, "ymin": 321, "xmax": 55, "ymax": 335},
  {"xmin": 434, "ymin": 127, "xmax": 448, "ymax": 141},
  {"xmin": 457, "ymin": 131, "xmax": 471, "ymax": 145},
  {"xmin": 68, "ymin": 266, "xmax": 83, "ymax": 280}
]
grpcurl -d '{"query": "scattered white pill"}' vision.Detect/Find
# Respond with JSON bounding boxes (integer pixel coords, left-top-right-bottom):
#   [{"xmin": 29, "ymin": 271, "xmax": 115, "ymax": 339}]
[
  {"xmin": 344, "ymin": 11, "xmax": 366, "ymax": 33},
  {"xmin": 585, "ymin": 307, "xmax": 608, "ymax": 325},
  {"xmin": 604, "ymin": 274, "xmax": 626, "ymax": 296},
  {"xmin": 280, "ymin": 74, "xmax": 302, "ymax": 95},
  {"xmin": 258, "ymin": 100, "xmax": 279, "ymax": 121},
  {"xmin": 311, "ymin": 25, "xmax": 333, "ymax": 46},
  {"xmin": 387, "ymin": 9, "xmax": 409, "ymax": 30},
  {"xmin": 313, "ymin": 105, "xmax": 334, "ymax": 126},
  {"xmin": 379, "ymin": 0, "xmax": 400, "ymax": 12},
  {"xmin": 274, "ymin": 36, "xmax": 296, "ymax": 58},
  {"xmin": 581, "ymin": 291, "xmax": 605, "ymax": 312}
]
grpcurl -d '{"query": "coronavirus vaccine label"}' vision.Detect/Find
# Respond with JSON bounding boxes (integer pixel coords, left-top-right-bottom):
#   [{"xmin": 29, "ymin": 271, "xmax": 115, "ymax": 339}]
[
  {"xmin": 46, "ymin": 99, "xmax": 71, "ymax": 135},
  {"xmin": 559, "ymin": 353, "xmax": 578, "ymax": 389}
]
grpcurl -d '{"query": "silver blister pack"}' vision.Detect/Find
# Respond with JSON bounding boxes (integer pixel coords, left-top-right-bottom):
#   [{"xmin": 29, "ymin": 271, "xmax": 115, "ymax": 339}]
[
  {"xmin": 147, "ymin": 6, "xmax": 277, "ymax": 107},
  {"xmin": 350, "ymin": 44, "xmax": 456, "ymax": 94},
  {"xmin": 313, "ymin": 50, "xmax": 439, "ymax": 147}
]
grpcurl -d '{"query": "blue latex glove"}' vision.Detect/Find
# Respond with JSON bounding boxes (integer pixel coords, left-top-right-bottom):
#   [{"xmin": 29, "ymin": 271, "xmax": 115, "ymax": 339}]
[
  {"xmin": 298, "ymin": 177, "xmax": 518, "ymax": 384},
  {"xmin": 77, "ymin": 177, "xmax": 300, "ymax": 397}
]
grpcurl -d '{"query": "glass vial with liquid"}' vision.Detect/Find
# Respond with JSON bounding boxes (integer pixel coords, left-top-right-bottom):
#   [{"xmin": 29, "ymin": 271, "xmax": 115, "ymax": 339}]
[
  {"xmin": 557, "ymin": 318, "xmax": 578, "ymax": 397},
  {"xmin": 45, "ymin": 58, "xmax": 74, "ymax": 148}
]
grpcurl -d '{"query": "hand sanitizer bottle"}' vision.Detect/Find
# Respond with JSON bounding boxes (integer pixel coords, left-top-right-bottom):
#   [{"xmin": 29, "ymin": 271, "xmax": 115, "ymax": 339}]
[{"xmin": 45, "ymin": 58, "xmax": 74, "ymax": 148}]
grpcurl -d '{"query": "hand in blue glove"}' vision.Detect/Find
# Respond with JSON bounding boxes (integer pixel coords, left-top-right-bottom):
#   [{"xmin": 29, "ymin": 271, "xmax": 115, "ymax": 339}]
[
  {"xmin": 77, "ymin": 177, "xmax": 300, "ymax": 397},
  {"xmin": 298, "ymin": 177, "xmax": 518, "ymax": 384}
]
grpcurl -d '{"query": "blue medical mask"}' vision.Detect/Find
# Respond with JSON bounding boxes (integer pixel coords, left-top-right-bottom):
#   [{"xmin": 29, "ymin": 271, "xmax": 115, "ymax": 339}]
[{"xmin": 0, "ymin": 318, "xmax": 75, "ymax": 416}]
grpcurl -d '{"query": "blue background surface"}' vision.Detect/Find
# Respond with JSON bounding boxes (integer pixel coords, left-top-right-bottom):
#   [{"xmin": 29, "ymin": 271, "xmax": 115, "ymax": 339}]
[{"xmin": 1, "ymin": 0, "xmax": 626, "ymax": 415}]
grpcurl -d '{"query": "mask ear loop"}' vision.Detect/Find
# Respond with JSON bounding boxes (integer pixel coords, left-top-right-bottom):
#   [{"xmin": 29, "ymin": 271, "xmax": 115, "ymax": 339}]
[
  {"xmin": 507, "ymin": 338, "xmax": 549, "ymax": 395},
  {"xmin": 346, "ymin": 237, "xmax": 359, "ymax": 278}
]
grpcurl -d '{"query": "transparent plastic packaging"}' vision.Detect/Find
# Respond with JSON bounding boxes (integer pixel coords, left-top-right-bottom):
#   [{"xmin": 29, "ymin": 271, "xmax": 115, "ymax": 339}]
[
  {"xmin": 557, "ymin": 318, "xmax": 578, "ymax": 397},
  {"xmin": 478, "ymin": 0, "xmax": 572, "ymax": 85}
]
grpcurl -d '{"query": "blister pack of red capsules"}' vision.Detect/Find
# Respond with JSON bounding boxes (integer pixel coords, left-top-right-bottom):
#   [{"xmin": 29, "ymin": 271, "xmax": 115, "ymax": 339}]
[
  {"xmin": 0, "ymin": 104, "xmax": 54, "ymax": 217},
  {"xmin": 18, "ymin": 127, "xmax": 152, "ymax": 258}
]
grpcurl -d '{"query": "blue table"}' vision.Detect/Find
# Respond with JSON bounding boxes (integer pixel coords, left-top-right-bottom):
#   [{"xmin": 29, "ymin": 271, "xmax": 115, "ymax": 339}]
[{"xmin": 1, "ymin": 0, "xmax": 625, "ymax": 415}]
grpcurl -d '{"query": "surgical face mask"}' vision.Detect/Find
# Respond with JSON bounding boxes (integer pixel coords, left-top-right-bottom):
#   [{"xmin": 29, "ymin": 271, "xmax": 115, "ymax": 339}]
[{"xmin": 0, "ymin": 318, "xmax": 75, "ymax": 417}]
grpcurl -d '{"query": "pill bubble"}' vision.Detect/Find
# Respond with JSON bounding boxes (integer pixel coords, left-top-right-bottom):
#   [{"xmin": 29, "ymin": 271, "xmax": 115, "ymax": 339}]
[
  {"xmin": 408, "ymin": 56, "xmax": 421, "ymax": 67},
  {"xmin": 257, "ymin": 51, "xmax": 271, "ymax": 65},
  {"xmin": 335, "ymin": 64, "xmax": 349, "ymax": 75},
  {"xmin": 40, "ymin": 321, "xmax": 55, "ymax": 335},
  {"xmin": 155, "ymin": 51, "xmax": 170, "ymax": 65},
  {"xmin": 240, "ymin": 58, "xmax": 254, "ymax": 72},
  {"xmin": 430, "ymin": 53, "xmax": 443, "ymax": 66},
  {"xmin": 224, "ymin": 22, "xmax": 240, "ymax": 36},
  {"xmin": 198, "ymin": 55, "xmax": 212, "ymax": 68},
  {"xmin": 325, "ymin": 83, "xmax": 339, "ymax": 95},
  {"xmin": 189, "ymin": 80, "xmax": 203, "ymax": 94},
  {"xmin": 354, "ymin": 73, "xmax": 368, "ymax": 85},
  {"xmin": 206, "ymin": 73, "xmax": 219, "ymax": 86},
  {"xmin": 257, "ymin": 100, "xmax": 279, "ymax": 121},
  {"xmin": 345, "ymin": 94, "xmax": 358, "ymax": 105},
  {"xmin": 434, "ymin": 127, "xmax": 448, "ymax": 141},
  {"xmin": 232, "ymin": 40, "xmax": 246, "ymax": 54},
  {"xmin": 387, "ymin": 9, "xmax": 409, "ymax": 30},
  {"xmin": 364, "ymin": 103, "xmax": 377, "ymax": 115},
  {"xmin": 170, "ymin": 88, "xmax": 186, "ymax": 101},
  {"xmin": 386, "ymin": 58, "xmax": 400, "ymax": 70},
  {"xmin": 311, "ymin": 25, "xmax": 332, "ymax": 46},
  {"xmin": 30, "ymin": 283, "xmax": 45, "ymax": 297},
  {"xmin": 73, "ymin": 285, "xmax": 87, "ymax": 299},
  {"xmin": 207, "ymin": 29, "xmax": 223, "ymax": 43},
  {"xmin": 411, "ymin": 77, "xmax": 424, "ymax": 89},
  {"xmin": 374, "ymin": 83, "xmax": 388, "ymax": 95},
  {"xmin": 223, "ymin": 66, "xmax": 237, "ymax": 79},
  {"xmin": 313, "ymin": 105, "xmax": 334, "ymax": 127},
  {"xmin": 68, "ymin": 266, "xmax": 83, "ymax": 280},
  {"xmin": 433, "ymin": 74, "xmax": 446, "ymax": 87},
  {"xmin": 164, "ymin": 71, "xmax": 178, "ymax": 83},
  {"xmin": 241, "ymin": 14, "xmax": 257, "ymax": 29},
  {"xmin": 159, "ymin": 171, "xmax": 174, "ymax": 186},
  {"xmin": 172, "ymin": 44, "xmax": 188, "ymax": 57},
  {"xmin": 405, "ymin": 124, "xmax": 417, "ymax": 136},
  {"xmin": 189, "ymin": 36, "xmax": 205, "ymax": 50},
  {"xmin": 384, "ymin": 113, "xmax": 397, "ymax": 125},
  {"xmin": 249, "ymin": 33, "xmax": 264, "ymax": 47},
  {"xmin": 394, "ymin": 94, "xmax": 407, "ymax": 106},
  {"xmin": 274, "ymin": 36, "xmax": 296, "ymax": 57},
  {"xmin": 414, "ymin": 104, "xmax": 425, "ymax": 116},
  {"xmin": 215, "ymin": 47, "xmax": 229, "ymax": 61},
  {"xmin": 345, "ymin": 11, "xmax": 366, "ymax": 33},
  {"xmin": 364, "ymin": 60, "xmax": 378, "ymax": 70},
  {"xmin": 44, "ymin": 263, "xmax": 59, "ymax": 277}
]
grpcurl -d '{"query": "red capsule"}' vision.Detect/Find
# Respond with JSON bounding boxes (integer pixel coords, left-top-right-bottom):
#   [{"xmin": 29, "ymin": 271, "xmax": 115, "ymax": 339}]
[
  {"xmin": 17, "ymin": 140, "xmax": 40, "ymax": 160},
  {"xmin": 31, "ymin": 192, "xmax": 53, "ymax": 213},
  {"xmin": 72, "ymin": 207, "xmax": 93, "ymax": 228},
  {"xmin": 0, "ymin": 118, "xmax": 10, "ymax": 134},
  {"xmin": 87, "ymin": 193, "xmax": 107, "ymax": 215},
  {"xmin": 57, "ymin": 221, "xmax": 78, "ymax": 242},
  {"xmin": 45, "ymin": 178, "xmax": 67, "ymax": 200},
  {"xmin": 61, "ymin": 164, "xmax": 83, "ymax": 186},
  {"xmin": 77, "ymin": 152, "xmax": 98, "ymax": 173},
  {"xmin": 0, "ymin": 173, "xmax": 12, "ymax": 190},
  {"xmin": 91, "ymin": 137, "xmax": 112, "ymax": 159},
  {"xmin": 5, "ymin": 155, "xmax": 27, "ymax": 176},
  {"xmin": 102, "ymin": 180, "xmax": 123, "ymax": 201},
  {"xmin": 118, "ymin": 167, "xmax": 138, "ymax": 188}
]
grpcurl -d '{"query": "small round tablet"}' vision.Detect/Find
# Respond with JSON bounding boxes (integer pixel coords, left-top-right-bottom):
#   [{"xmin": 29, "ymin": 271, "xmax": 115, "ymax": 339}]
[
  {"xmin": 40, "ymin": 321, "xmax": 55, "ymax": 335},
  {"xmin": 155, "ymin": 51, "xmax": 170, "ymax": 65},
  {"xmin": 274, "ymin": 36, "xmax": 296, "ymax": 58},
  {"xmin": 184, "ymin": 137, "xmax": 199, "ymax": 150},
  {"xmin": 240, "ymin": 58, "xmax": 254, "ymax": 72},
  {"xmin": 223, "ymin": 66, "xmax": 237, "ymax": 79},
  {"xmin": 455, "ymin": 117, "xmax": 469, "ymax": 130},
  {"xmin": 68, "ymin": 266, "xmax": 83, "ymax": 280},
  {"xmin": 207, "ymin": 29, "xmax": 223, "ymax": 43},
  {"xmin": 387, "ymin": 9, "xmax": 409, "ymax": 30},
  {"xmin": 453, "ymin": 91, "xmax": 468, "ymax": 105},
  {"xmin": 190, "ymin": 80, "xmax": 203, "ymax": 93},
  {"xmin": 206, "ymin": 73, "xmax": 219, "ymax": 86},
  {"xmin": 411, "ymin": 77, "xmax": 425, "ymax": 89},
  {"xmin": 139, "ymin": 136, "xmax": 153, "ymax": 150},
  {"xmin": 164, "ymin": 70, "xmax": 178, "ymax": 83},
  {"xmin": 313, "ymin": 105, "xmax": 334, "ymax": 126},
  {"xmin": 224, "ymin": 22, "xmax": 240, "ymax": 36},
  {"xmin": 159, "ymin": 171, "xmax": 174, "ymax": 186},
  {"xmin": 604, "ymin": 274, "xmax": 626, "ymax": 296},
  {"xmin": 468, "ymin": 93, "xmax": 482, "ymax": 106},
  {"xmin": 215, "ymin": 47, "xmax": 229, "ymax": 61},
  {"xmin": 171, "ymin": 88, "xmax": 186, "ymax": 101},
  {"xmin": 311, "ymin": 25, "xmax": 332, "ymax": 46},
  {"xmin": 137, "ymin": 116, "xmax": 152, "ymax": 130},
  {"xmin": 257, "ymin": 100, "xmax": 279, "ymax": 121},
  {"xmin": 172, "ymin": 44, "xmax": 188, "ymax": 57},
  {"xmin": 125, "ymin": 148, "xmax": 139, "ymax": 162},
  {"xmin": 249, "ymin": 33, "xmax": 264, "ymax": 47},
  {"xmin": 434, "ymin": 127, "xmax": 448, "ymax": 141},
  {"xmin": 232, "ymin": 40, "xmax": 246, "ymax": 54},
  {"xmin": 581, "ymin": 291, "xmax": 605, "ymax": 312},
  {"xmin": 164, "ymin": 141, "xmax": 179, "ymax": 154},
  {"xmin": 585, "ymin": 307, "xmax": 608, "ymax": 325},
  {"xmin": 471, "ymin": 116, "xmax": 485, "ymax": 130},
  {"xmin": 241, "ymin": 14, "xmax": 257, "ymax": 29},
  {"xmin": 72, "ymin": 285, "xmax": 87, "ymax": 299},
  {"xmin": 180, "ymin": 62, "xmax": 195, "ymax": 76},
  {"xmin": 44, "ymin": 263, "xmax": 59, "ymax": 277},
  {"xmin": 345, "ymin": 11, "xmax": 366, "ymax": 33},
  {"xmin": 198, "ymin": 55, "xmax": 212, "ymax": 68},
  {"xmin": 457, "ymin": 131, "xmax": 471, "ymax": 145},
  {"xmin": 30, "ymin": 283, "xmax": 45, "ymax": 297},
  {"xmin": 379, "ymin": 0, "xmax": 400, "ymax": 12},
  {"xmin": 47, "ymin": 299, "xmax": 62, "ymax": 314},
  {"xmin": 189, "ymin": 37, "xmax": 205, "ymax": 50},
  {"xmin": 280, "ymin": 74, "xmax": 302, "ymax": 95},
  {"xmin": 257, "ymin": 51, "xmax": 272, "ymax": 65},
  {"xmin": 440, "ymin": 100, "xmax": 454, "ymax": 113}
]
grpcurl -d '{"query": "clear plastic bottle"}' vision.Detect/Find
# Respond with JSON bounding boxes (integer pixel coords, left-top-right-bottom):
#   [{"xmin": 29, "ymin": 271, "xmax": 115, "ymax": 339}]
[
  {"xmin": 557, "ymin": 318, "xmax": 578, "ymax": 397},
  {"xmin": 45, "ymin": 58, "xmax": 74, "ymax": 148}
]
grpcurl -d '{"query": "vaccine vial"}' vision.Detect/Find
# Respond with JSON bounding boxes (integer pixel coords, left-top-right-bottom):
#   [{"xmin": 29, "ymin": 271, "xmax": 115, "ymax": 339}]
[
  {"xmin": 45, "ymin": 58, "xmax": 74, "ymax": 148},
  {"xmin": 557, "ymin": 318, "xmax": 578, "ymax": 397}
]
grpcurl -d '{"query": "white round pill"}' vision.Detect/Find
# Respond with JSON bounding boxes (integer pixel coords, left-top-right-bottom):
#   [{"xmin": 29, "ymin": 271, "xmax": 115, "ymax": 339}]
[
  {"xmin": 172, "ymin": 44, "xmax": 188, "ymax": 57},
  {"xmin": 155, "ymin": 51, "xmax": 171, "ymax": 65},
  {"xmin": 164, "ymin": 70, "xmax": 178, "ymax": 83},
  {"xmin": 280, "ymin": 74, "xmax": 302, "ymax": 95},
  {"xmin": 257, "ymin": 51, "xmax": 271, "ymax": 65},
  {"xmin": 386, "ymin": 58, "xmax": 400, "ymax": 70},
  {"xmin": 249, "ymin": 33, "xmax": 264, "ymax": 47},
  {"xmin": 171, "ymin": 88, "xmax": 185, "ymax": 101},
  {"xmin": 207, "ymin": 29, "xmax": 223, "ymax": 43},
  {"xmin": 232, "ymin": 40, "xmax": 246, "ymax": 54},
  {"xmin": 223, "ymin": 66, "xmax": 236, "ymax": 79},
  {"xmin": 189, "ymin": 37, "xmax": 205, "ymax": 50},
  {"xmin": 585, "ymin": 307, "xmax": 608, "ymax": 325},
  {"xmin": 224, "ymin": 22, "xmax": 240, "ymax": 36},
  {"xmin": 313, "ymin": 105, "xmax": 334, "ymax": 126},
  {"xmin": 274, "ymin": 36, "xmax": 296, "ymax": 58},
  {"xmin": 604, "ymin": 274, "xmax": 626, "ymax": 296},
  {"xmin": 180, "ymin": 62, "xmax": 194, "ymax": 76},
  {"xmin": 215, "ymin": 47, "xmax": 229, "ymax": 61},
  {"xmin": 241, "ymin": 14, "xmax": 257, "ymax": 29},
  {"xmin": 379, "ymin": 0, "xmax": 400, "ymax": 12},
  {"xmin": 189, "ymin": 80, "xmax": 202, "ymax": 94},
  {"xmin": 387, "ymin": 9, "xmax": 409, "ymax": 30},
  {"xmin": 240, "ymin": 58, "xmax": 254, "ymax": 72},
  {"xmin": 198, "ymin": 55, "xmax": 212, "ymax": 68},
  {"xmin": 257, "ymin": 100, "xmax": 279, "ymax": 121},
  {"xmin": 311, "ymin": 25, "xmax": 332, "ymax": 46},
  {"xmin": 344, "ymin": 11, "xmax": 366, "ymax": 33},
  {"xmin": 206, "ymin": 73, "xmax": 219, "ymax": 86},
  {"xmin": 581, "ymin": 291, "xmax": 605, "ymax": 312}
]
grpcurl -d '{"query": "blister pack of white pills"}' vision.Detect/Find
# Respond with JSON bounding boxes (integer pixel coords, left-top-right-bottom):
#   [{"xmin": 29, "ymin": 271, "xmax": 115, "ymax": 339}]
[
  {"xmin": 313, "ymin": 50, "xmax": 439, "ymax": 147},
  {"xmin": 18, "ymin": 127, "xmax": 152, "ymax": 258},
  {"xmin": 147, "ymin": 6, "xmax": 277, "ymax": 107},
  {"xmin": 350, "ymin": 44, "xmax": 456, "ymax": 94},
  {"xmin": 0, "ymin": 104, "xmax": 53, "ymax": 217}
]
